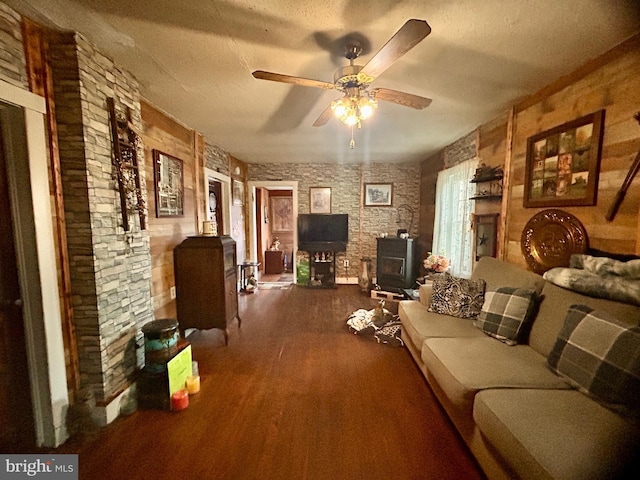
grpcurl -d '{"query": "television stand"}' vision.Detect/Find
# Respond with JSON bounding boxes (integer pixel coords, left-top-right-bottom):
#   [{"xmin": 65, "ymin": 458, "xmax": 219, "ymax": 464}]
[{"xmin": 308, "ymin": 250, "xmax": 336, "ymax": 288}]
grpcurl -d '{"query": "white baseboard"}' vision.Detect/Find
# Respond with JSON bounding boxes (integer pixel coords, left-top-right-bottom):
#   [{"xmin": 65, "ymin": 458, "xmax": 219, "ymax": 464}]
[{"xmin": 93, "ymin": 384, "xmax": 137, "ymax": 427}]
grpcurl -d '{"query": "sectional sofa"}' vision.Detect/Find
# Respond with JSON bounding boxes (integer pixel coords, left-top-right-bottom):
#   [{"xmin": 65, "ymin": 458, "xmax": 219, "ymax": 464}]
[{"xmin": 398, "ymin": 256, "xmax": 639, "ymax": 480}]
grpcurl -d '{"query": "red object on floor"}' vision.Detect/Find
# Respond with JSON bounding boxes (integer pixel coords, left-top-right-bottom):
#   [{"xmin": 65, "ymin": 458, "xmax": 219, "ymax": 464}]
[{"xmin": 171, "ymin": 389, "xmax": 189, "ymax": 411}]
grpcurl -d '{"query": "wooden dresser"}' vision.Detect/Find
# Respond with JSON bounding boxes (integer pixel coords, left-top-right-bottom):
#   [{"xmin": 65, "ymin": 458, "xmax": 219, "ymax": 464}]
[
  {"xmin": 264, "ymin": 250, "xmax": 284, "ymax": 274},
  {"xmin": 173, "ymin": 235, "xmax": 240, "ymax": 344}
]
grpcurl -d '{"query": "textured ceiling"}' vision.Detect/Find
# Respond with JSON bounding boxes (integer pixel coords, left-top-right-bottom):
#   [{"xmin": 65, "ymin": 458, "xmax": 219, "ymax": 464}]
[{"xmin": 7, "ymin": 0, "xmax": 640, "ymax": 164}]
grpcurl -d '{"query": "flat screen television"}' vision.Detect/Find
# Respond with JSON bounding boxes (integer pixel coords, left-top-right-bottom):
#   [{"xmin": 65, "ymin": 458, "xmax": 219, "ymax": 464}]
[{"xmin": 298, "ymin": 214, "xmax": 348, "ymax": 252}]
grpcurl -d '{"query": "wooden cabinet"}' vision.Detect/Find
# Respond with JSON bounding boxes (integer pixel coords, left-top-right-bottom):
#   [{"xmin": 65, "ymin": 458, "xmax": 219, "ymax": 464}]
[
  {"xmin": 308, "ymin": 251, "xmax": 336, "ymax": 288},
  {"xmin": 264, "ymin": 250, "xmax": 284, "ymax": 274},
  {"xmin": 174, "ymin": 236, "xmax": 240, "ymax": 344}
]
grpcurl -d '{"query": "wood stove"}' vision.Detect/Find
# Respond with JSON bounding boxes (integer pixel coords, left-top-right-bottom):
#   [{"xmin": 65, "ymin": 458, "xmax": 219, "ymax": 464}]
[{"xmin": 376, "ymin": 237, "xmax": 416, "ymax": 292}]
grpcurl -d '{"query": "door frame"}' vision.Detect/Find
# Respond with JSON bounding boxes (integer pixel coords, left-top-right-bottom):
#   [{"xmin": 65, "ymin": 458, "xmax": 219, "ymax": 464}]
[
  {"xmin": 204, "ymin": 168, "xmax": 232, "ymax": 236},
  {"xmin": 0, "ymin": 80, "xmax": 68, "ymax": 447},
  {"xmin": 247, "ymin": 180, "xmax": 298, "ymax": 284}
]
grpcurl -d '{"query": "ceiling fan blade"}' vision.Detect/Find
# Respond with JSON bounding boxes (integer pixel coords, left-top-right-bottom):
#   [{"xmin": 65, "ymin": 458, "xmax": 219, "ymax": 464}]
[
  {"xmin": 371, "ymin": 88, "xmax": 432, "ymax": 110},
  {"xmin": 252, "ymin": 70, "xmax": 335, "ymax": 90},
  {"xmin": 360, "ymin": 19, "xmax": 431, "ymax": 79},
  {"xmin": 313, "ymin": 105, "xmax": 334, "ymax": 127}
]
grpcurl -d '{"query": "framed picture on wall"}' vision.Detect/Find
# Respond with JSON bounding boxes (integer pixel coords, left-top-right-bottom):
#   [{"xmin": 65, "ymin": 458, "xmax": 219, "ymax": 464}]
[
  {"xmin": 232, "ymin": 179, "xmax": 244, "ymax": 206},
  {"xmin": 310, "ymin": 187, "xmax": 331, "ymax": 214},
  {"xmin": 271, "ymin": 196, "xmax": 293, "ymax": 232},
  {"xmin": 523, "ymin": 110, "xmax": 605, "ymax": 208},
  {"xmin": 153, "ymin": 150, "xmax": 184, "ymax": 217},
  {"xmin": 364, "ymin": 183, "xmax": 393, "ymax": 206},
  {"xmin": 474, "ymin": 213, "xmax": 499, "ymax": 260}
]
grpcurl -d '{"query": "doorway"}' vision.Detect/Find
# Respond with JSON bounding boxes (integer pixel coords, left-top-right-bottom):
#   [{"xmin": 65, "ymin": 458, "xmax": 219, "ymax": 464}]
[
  {"xmin": 248, "ymin": 181, "xmax": 298, "ymax": 285},
  {"xmin": 0, "ymin": 120, "xmax": 36, "ymax": 452},
  {"xmin": 0, "ymin": 82, "xmax": 68, "ymax": 448},
  {"xmin": 204, "ymin": 168, "xmax": 231, "ymax": 236},
  {"xmin": 207, "ymin": 178, "xmax": 224, "ymax": 235}
]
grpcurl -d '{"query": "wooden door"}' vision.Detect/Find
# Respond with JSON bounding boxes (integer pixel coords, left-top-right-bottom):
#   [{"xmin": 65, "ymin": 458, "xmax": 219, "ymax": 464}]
[{"xmin": 0, "ymin": 127, "xmax": 36, "ymax": 451}]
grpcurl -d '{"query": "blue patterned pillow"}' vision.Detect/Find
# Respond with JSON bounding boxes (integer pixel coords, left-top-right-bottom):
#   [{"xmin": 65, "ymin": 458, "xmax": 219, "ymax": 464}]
[{"xmin": 428, "ymin": 273, "xmax": 486, "ymax": 319}]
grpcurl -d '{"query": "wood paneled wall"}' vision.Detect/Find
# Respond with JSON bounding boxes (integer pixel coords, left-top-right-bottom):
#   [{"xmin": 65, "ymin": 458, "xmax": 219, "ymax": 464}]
[
  {"xmin": 505, "ymin": 34, "xmax": 640, "ymax": 267},
  {"xmin": 140, "ymin": 100, "xmax": 199, "ymax": 319},
  {"xmin": 476, "ymin": 113, "xmax": 509, "ymax": 257},
  {"xmin": 421, "ymin": 33, "xmax": 640, "ymax": 270}
]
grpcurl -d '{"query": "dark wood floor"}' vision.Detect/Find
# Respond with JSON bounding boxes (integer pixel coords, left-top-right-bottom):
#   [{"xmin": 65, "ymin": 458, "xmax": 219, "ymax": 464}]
[{"xmin": 58, "ymin": 285, "xmax": 484, "ymax": 480}]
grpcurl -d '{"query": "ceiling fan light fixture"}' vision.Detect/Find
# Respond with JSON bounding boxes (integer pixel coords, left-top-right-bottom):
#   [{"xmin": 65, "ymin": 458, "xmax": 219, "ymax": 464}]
[
  {"xmin": 358, "ymin": 95, "xmax": 378, "ymax": 119},
  {"xmin": 344, "ymin": 112, "xmax": 360, "ymax": 126},
  {"xmin": 331, "ymin": 98, "xmax": 348, "ymax": 117},
  {"xmin": 331, "ymin": 94, "xmax": 377, "ymax": 126},
  {"xmin": 253, "ymin": 18, "xmax": 433, "ymax": 136}
]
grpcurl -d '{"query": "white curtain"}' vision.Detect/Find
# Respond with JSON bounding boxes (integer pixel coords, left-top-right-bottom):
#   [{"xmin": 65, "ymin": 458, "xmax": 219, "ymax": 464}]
[{"xmin": 432, "ymin": 158, "xmax": 478, "ymax": 278}]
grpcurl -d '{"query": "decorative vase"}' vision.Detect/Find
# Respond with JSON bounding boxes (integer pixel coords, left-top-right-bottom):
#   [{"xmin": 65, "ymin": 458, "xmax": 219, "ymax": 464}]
[{"xmin": 359, "ymin": 257, "xmax": 372, "ymax": 292}]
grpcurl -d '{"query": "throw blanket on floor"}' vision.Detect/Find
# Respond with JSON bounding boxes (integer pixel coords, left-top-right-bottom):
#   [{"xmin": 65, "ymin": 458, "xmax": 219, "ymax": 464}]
[
  {"xmin": 543, "ymin": 254, "xmax": 640, "ymax": 306},
  {"xmin": 346, "ymin": 308, "xmax": 404, "ymax": 347}
]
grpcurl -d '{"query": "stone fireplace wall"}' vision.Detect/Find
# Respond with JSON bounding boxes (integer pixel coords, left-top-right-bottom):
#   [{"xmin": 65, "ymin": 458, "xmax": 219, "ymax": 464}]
[
  {"xmin": 50, "ymin": 32, "xmax": 153, "ymax": 405},
  {"xmin": 248, "ymin": 162, "xmax": 421, "ymax": 280}
]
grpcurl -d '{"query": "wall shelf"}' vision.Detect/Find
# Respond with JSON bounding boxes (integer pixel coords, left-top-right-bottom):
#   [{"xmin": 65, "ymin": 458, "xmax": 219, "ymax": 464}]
[{"xmin": 470, "ymin": 171, "xmax": 503, "ymax": 202}]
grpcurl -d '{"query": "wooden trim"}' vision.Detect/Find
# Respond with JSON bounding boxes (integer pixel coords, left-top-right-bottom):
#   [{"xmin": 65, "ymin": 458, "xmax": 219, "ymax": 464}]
[
  {"xmin": 22, "ymin": 19, "xmax": 80, "ymax": 393},
  {"xmin": 140, "ymin": 99, "xmax": 193, "ymax": 145},
  {"xmin": 515, "ymin": 32, "xmax": 640, "ymax": 113},
  {"xmin": 637, "ymin": 201, "xmax": 640, "ymax": 255},
  {"xmin": 498, "ymin": 106, "xmax": 515, "ymax": 261},
  {"xmin": 193, "ymin": 131, "xmax": 204, "ymax": 233}
]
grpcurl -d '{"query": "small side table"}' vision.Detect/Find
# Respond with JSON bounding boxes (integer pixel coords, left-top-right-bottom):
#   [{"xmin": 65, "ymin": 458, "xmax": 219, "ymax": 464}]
[
  {"xmin": 238, "ymin": 262, "xmax": 260, "ymax": 292},
  {"xmin": 402, "ymin": 288, "xmax": 420, "ymax": 301}
]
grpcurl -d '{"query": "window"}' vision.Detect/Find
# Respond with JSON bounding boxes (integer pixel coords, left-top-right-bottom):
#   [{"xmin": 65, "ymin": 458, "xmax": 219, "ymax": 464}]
[{"xmin": 432, "ymin": 158, "xmax": 478, "ymax": 278}]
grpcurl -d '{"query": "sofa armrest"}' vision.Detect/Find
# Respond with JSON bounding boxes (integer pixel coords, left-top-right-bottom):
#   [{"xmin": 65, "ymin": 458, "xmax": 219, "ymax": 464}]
[{"xmin": 419, "ymin": 281, "xmax": 434, "ymax": 308}]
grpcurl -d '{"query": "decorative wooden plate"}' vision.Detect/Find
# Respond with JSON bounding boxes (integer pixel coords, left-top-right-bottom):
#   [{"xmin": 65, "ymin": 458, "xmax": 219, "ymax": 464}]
[{"xmin": 521, "ymin": 209, "xmax": 589, "ymax": 274}]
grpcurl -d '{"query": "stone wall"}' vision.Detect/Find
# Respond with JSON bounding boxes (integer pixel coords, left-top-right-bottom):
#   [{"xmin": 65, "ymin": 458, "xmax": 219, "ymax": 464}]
[
  {"xmin": 50, "ymin": 32, "xmax": 153, "ymax": 404},
  {"xmin": 205, "ymin": 143, "xmax": 230, "ymax": 176},
  {"xmin": 248, "ymin": 162, "xmax": 421, "ymax": 278},
  {"xmin": 0, "ymin": 3, "xmax": 27, "ymax": 88},
  {"xmin": 444, "ymin": 130, "xmax": 478, "ymax": 168}
]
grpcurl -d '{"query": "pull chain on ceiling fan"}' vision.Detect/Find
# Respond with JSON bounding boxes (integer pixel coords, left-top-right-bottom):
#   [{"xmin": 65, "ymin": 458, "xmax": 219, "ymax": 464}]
[{"xmin": 252, "ymin": 19, "xmax": 432, "ymax": 147}]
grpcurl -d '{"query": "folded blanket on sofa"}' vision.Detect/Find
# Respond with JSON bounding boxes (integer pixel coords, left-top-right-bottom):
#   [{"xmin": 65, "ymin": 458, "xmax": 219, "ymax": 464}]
[
  {"xmin": 570, "ymin": 254, "xmax": 640, "ymax": 279},
  {"xmin": 544, "ymin": 254, "xmax": 640, "ymax": 306}
]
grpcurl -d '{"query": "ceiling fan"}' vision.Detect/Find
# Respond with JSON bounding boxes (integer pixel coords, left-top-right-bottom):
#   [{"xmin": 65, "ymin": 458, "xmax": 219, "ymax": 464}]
[{"xmin": 252, "ymin": 19, "xmax": 432, "ymax": 137}]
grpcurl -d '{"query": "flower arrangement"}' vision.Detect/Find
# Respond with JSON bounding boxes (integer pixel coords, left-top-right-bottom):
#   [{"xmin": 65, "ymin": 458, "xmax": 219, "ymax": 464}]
[{"xmin": 423, "ymin": 252, "xmax": 450, "ymax": 274}]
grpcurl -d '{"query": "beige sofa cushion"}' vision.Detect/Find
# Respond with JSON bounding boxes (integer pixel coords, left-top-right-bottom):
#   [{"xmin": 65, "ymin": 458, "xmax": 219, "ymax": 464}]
[
  {"xmin": 471, "ymin": 256, "xmax": 545, "ymax": 294},
  {"xmin": 398, "ymin": 301, "xmax": 485, "ymax": 351},
  {"xmin": 418, "ymin": 281, "xmax": 434, "ymax": 307},
  {"xmin": 474, "ymin": 389, "xmax": 640, "ymax": 480},
  {"xmin": 421, "ymin": 337, "xmax": 570, "ymax": 414},
  {"xmin": 530, "ymin": 281, "xmax": 640, "ymax": 357}
]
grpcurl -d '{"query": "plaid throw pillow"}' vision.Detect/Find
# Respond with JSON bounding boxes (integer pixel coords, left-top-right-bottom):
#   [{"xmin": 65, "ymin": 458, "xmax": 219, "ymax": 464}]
[
  {"xmin": 547, "ymin": 304, "xmax": 640, "ymax": 414},
  {"xmin": 474, "ymin": 287, "xmax": 538, "ymax": 345},
  {"xmin": 428, "ymin": 273, "xmax": 486, "ymax": 319}
]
